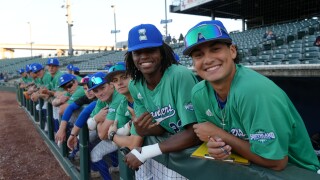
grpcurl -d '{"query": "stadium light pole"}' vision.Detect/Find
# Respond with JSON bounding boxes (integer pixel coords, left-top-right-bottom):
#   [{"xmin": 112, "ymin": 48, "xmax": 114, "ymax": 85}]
[
  {"xmin": 165, "ymin": 0, "xmax": 168, "ymax": 37},
  {"xmin": 64, "ymin": 0, "xmax": 74, "ymax": 56},
  {"xmin": 111, "ymin": 5, "xmax": 118, "ymax": 50},
  {"xmin": 27, "ymin": 22, "xmax": 33, "ymax": 58}
]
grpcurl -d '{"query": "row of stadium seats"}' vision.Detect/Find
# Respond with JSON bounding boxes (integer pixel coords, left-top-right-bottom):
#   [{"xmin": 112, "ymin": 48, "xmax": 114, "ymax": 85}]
[{"xmin": 1, "ymin": 18, "xmax": 319, "ymax": 77}]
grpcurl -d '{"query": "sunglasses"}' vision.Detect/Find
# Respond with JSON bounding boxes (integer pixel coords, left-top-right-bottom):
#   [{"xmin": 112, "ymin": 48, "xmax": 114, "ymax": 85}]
[
  {"xmin": 88, "ymin": 76, "xmax": 106, "ymax": 89},
  {"xmin": 184, "ymin": 24, "xmax": 224, "ymax": 49},
  {"xmin": 62, "ymin": 81, "xmax": 74, "ymax": 90}
]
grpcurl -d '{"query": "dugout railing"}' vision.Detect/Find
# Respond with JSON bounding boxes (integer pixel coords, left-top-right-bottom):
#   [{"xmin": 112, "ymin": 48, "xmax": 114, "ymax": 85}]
[{"xmin": 15, "ymin": 86, "xmax": 320, "ymax": 180}]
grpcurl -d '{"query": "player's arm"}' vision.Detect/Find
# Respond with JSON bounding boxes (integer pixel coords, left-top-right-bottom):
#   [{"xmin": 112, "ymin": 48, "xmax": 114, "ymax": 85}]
[
  {"xmin": 97, "ymin": 119, "xmax": 114, "ymax": 140},
  {"xmin": 113, "ymin": 135, "xmax": 143, "ymax": 150},
  {"xmin": 125, "ymin": 124, "xmax": 201, "ymax": 169},
  {"xmin": 194, "ymin": 121, "xmax": 288, "ymax": 171}
]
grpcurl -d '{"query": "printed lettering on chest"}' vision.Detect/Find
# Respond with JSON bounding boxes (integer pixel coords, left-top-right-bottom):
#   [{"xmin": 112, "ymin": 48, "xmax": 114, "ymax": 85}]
[{"xmin": 150, "ymin": 104, "xmax": 176, "ymax": 123}]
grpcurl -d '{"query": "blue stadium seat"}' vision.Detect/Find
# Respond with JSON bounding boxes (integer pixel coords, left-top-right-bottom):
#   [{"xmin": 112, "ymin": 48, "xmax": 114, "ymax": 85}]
[
  {"xmin": 260, "ymin": 50, "xmax": 274, "ymax": 56},
  {"xmin": 274, "ymin": 49, "xmax": 287, "ymax": 55},
  {"xmin": 288, "ymin": 48, "xmax": 303, "ymax": 54},
  {"xmin": 304, "ymin": 47, "xmax": 319, "ymax": 53},
  {"xmin": 257, "ymin": 55, "xmax": 270, "ymax": 64},
  {"xmin": 289, "ymin": 43, "xmax": 303, "ymax": 49}
]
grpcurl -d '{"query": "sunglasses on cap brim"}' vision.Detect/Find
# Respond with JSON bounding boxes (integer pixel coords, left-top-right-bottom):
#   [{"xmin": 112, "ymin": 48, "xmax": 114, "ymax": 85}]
[
  {"xmin": 184, "ymin": 24, "xmax": 229, "ymax": 49},
  {"xmin": 88, "ymin": 76, "xmax": 106, "ymax": 89}
]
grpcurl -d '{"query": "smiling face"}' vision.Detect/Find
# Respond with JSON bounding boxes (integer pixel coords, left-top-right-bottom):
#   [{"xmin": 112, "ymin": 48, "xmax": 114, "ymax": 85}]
[
  {"xmin": 132, "ymin": 47, "xmax": 162, "ymax": 77},
  {"xmin": 92, "ymin": 83, "xmax": 114, "ymax": 102},
  {"xmin": 111, "ymin": 72, "xmax": 130, "ymax": 95},
  {"xmin": 191, "ymin": 41, "xmax": 237, "ymax": 86}
]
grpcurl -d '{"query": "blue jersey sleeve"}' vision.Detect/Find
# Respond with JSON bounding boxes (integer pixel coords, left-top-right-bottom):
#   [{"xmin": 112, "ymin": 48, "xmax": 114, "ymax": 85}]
[
  {"xmin": 61, "ymin": 103, "xmax": 81, "ymax": 122},
  {"xmin": 74, "ymin": 101, "xmax": 97, "ymax": 128}
]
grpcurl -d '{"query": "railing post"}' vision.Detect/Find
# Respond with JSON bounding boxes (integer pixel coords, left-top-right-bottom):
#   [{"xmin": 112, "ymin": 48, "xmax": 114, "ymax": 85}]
[
  {"xmin": 47, "ymin": 102, "xmax": 54, "ymax": 140},
  {"xmin": 39, "ymin": 99, "xmax": 45, "ymax": 130},
  {"xmin": 34, "ymin": 100, "xmax": 39, "ymax": 123},
  {"xmin": 30, "ymin": 100, "xmax": 34, "ymax": 117},
  {"xmin": 80, "ymin": 124, "xmax": 90, "ymax": 180}
]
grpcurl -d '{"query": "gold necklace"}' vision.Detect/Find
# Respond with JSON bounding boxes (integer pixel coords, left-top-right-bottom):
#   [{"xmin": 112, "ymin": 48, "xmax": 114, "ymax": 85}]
[{"xmin": 215, "ymin": 92, "xmax": 226, "ymax": 130}]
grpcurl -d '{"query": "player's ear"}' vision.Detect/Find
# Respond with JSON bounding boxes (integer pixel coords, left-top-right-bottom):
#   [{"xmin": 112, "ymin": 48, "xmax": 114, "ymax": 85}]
[{"xmin": 229, "ymin": 44, "xmax": 237, "ymax": 60}]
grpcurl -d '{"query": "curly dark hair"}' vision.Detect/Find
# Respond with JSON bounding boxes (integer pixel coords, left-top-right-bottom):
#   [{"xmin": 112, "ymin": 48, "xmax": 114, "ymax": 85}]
[{"xmin": 125, "ymin": 42, "xmax": 178, "ymax": 83}]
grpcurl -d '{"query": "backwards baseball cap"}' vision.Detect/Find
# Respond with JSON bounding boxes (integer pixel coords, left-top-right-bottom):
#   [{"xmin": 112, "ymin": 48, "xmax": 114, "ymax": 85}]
[
  {"xmin": 31, "ymin": 63, "xmax": 44, "ymax": 73},
  {"xmin": 87, "ymin": 72, "xmax": 107, "ymax": 91},
  {"xmin": 183, "ymin": 20, "xmax": 232, "ymax": 55},
  {"xmin": 18, "ymin": 68, "xmax": 25, "ymax": 74},
  {"xmin": 59, "ymin": 74, "xmax": 76, "ymax": 87},
  {"xmin": 127, "ymin": 24, "xmax": 163, "ymax": 52},
  {"xmin": 66, "ymin": 64, "xmax": 74, "ymax": 71},
  {"xmin": 106, "ymin": 62, "xmax": 126, "ymax": 82},
  {"xmin": 72, "ymin": 66, "xmax": 80, "ymax": 72},
  {"xmin": 79, "ymin": 74, "xmax": 92, "ymax": 86},
  {"xmin": 47, "ymin": 58, "xmax": 60, "ymax": 66}
]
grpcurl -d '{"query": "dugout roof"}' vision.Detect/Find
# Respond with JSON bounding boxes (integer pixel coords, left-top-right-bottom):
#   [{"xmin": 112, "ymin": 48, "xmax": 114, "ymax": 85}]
[{"xmin": 170, "ymin": 0, "xmax": 320, "ymax": 28}]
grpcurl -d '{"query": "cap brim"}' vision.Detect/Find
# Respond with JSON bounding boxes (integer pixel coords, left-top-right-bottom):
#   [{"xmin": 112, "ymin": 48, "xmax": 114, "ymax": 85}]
[
  {"xmin": 183, "ymin": 38, "xmax": 232, "ymax": 55},
  {"xmin": 128, "ymin": 42, "xmax": 162, "ymax": 52},
  {"xmin": 88, "ymin": 81, "xmax": 107, "ymax": 91},
  {"xmin": 106, "ymin": 71, "xmax": 126, "ymax": 82},
  {"xmin": 59, "ymin": 79, "xmax": 73, "ymax": 87}
]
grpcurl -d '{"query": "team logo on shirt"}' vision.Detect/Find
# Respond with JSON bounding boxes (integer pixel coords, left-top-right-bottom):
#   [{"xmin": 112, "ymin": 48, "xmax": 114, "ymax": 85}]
[
  {"xmin": 230, "ymin": 128, "xmax": 247, "ymax": 140},
  {"xmin": 125, "ymin": 110, "xmax": 130, "ymax": 116},
  {"xmin": 150, "ymin": 104, "xmax": 176, "ymax": 123},
  {"xmin": 184, "ymin": 102, "xmax": 194, "ymax": 111},
  {"xmin": 109, "ymin": 108, "xmax": 116, "ymax": 113},
  {"xmin": 206, "ymin": 109, "xmax": 213, "ymax": 116},
  {"xmin": 137, "ymin": 93, "xmax": 143, "ymax": 100},
  {"xmin": 250, "ymin": 130, "xmax": 275, "ymax": 143}
]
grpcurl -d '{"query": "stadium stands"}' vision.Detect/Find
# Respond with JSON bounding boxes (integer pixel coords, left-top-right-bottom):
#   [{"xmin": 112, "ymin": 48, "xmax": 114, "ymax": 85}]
[{"xmin": 0, "ymin": 18, "xmax": 319, "ymax": 78}]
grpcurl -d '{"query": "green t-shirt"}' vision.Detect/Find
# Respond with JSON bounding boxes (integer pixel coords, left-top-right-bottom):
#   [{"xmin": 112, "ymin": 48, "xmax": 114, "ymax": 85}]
[
  {"xmin": 191, "ymin": 64, "xmax": 320, "ymax": 172},
  {"xmin": 75, "ymin": 75, "xmax": 82, "ymax": 82},
  {"xmin": 21, "ymin": 76, "xmax": 33, "ymax": 83},
  {"xmin": 129, "ymin": 64, "xmax": 198, "ymax": 135},
  {"xmin": 35, "ymin": 71, "xmax": 52, "ymax": 89},
  {"xmin": 90, "ymin": 89, "xmax": 124, "ymax": 121},
  {"xmin": 49, "ymin": 71, "xmax": 64, "ymax": 91},
  {"xmin": 115, "ymin": 96, "xmax": 132, "ymax": 128},
  {"xmin": 66, "ymin": 86, "xmax": 85, "ymax": 104}
]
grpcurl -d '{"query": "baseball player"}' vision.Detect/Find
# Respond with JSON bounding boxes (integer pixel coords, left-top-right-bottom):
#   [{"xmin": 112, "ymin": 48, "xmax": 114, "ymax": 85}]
[
  {"xmin": 185, "ymin": 20, "xmax": 320, "ymax": 173},
  {"xmin": 123, "ymin": 23, "xmax": 200, "ymax": 179}
]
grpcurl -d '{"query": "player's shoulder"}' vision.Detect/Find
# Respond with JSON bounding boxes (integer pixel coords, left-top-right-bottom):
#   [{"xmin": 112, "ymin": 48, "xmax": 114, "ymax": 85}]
[{"xmin": 191, "ymin": 80, "xmax": 207, "ymax": 95}]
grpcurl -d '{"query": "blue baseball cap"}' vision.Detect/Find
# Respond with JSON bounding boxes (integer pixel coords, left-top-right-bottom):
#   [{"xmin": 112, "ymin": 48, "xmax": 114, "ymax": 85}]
[
  {"xmin": 87, "ymin": 72, "xmax": 107, "ymax": 91},
  {"xmin": 183, "ymin": 20, "xmax": 232, "ymax": 55},
  {"xmin": 127, "ymin": 24, "xmax": 163, "ymax": 52},
  {"xmin": 31, "ymin": 63, "xmax": 44, "ymax": 73},
  {"xmin": 18, "ymin": 68, "xmax": 25, "ymax": 74},
  {"xmin": 106, "ymin": 63, "xmax": 126, "ymax": 82},
  {"xmin": 72, "ymin": 66, "xmax": 80, "ymax": 72},
  {"xmin": 58, "ymin": 74, "xmax": 76, "ymax": 87},
  {"xmin": 174, "ymin": 53, "xmax": 180, "ymax": 62},
  {"xmin": 66, "ymin": 64, "xmax": 74, "ymax": 70},
  {"xmin": 25, "ymin": 64, "xmax": 32, "ymax": 73},
  {"xmin": 47, "ymin": 58, "xmax": 60, "ymax": 66}
]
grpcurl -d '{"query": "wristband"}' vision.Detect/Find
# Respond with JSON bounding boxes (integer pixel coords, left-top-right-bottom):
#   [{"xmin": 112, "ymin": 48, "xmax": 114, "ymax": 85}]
[
  {"xmin": 87, "ymin": 117, "xmax": 97, "ymax": 130},
  {"xmin": 109, "ymin": 131, "xmax": 116, "ymax": 141},
  {"xmin": 130, "ymin": 143, "xmax": 162, "ymax": 163},
  {"xmin": 117, "ymin": 122, "xmax": 131, "ymax": 136}
]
